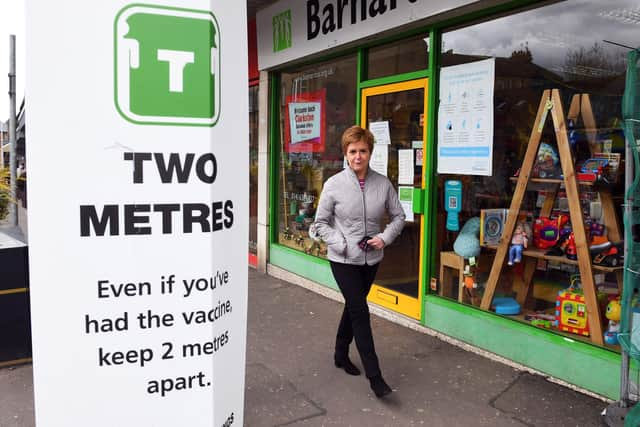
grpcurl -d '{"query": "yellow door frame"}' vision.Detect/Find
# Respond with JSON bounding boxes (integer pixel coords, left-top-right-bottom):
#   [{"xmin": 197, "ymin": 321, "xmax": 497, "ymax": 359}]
[{"xmin": 361, "ymin": 78, "xmax": 428, "ymax": 320}]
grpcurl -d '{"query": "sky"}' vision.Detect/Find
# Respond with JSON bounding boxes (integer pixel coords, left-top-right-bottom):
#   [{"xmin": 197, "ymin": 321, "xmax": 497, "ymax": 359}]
[
  {"xmin": 0, "ymin": 0, "xmax": 25, "ymax": 122},
  {"xmin": 442, "ymin": 0, "xmax": 637, "ymax": 73}
]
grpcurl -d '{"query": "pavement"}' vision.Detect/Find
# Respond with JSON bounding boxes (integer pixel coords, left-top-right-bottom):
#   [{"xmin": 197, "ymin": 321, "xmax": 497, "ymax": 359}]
[{"xmin": 0, "ymin": 268, "xmax": 608, "ymax": 426}]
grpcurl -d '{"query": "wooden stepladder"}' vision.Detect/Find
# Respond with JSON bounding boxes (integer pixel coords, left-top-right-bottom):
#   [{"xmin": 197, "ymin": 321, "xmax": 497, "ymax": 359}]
[
  {"xmin": 567, "ymin": 94, "xmax": 624, "ymax": 293},
  {"xmin": 480, "ymin": 89, "xmax": 609, "ymax": 346}
]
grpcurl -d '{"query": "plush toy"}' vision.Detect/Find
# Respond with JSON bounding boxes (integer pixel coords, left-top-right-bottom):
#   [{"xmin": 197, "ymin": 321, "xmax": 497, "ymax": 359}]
[
  {"xmin": 508, "ymin": 223, "xmax": 528, "ymax": 265},
  {"xmin": 453, "ymin": 217, "xmax": 481, "ymax": 259},
  {"xmin": 533, "ymin": 215, "xmax": 569, "ymax": 249},
  {"xmin": 534, "ymin": 142, "xmax": 560, "ymax": 178},
  {"xmin": 604, "ymin": 298, "xmax": 621, "ymax": 345}
]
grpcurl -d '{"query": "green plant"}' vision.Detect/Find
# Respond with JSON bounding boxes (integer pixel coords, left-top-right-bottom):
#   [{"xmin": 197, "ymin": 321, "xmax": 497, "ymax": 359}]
[{"xmin": 0, "ymin": 168, "xmax": 13, "ymax": 221}]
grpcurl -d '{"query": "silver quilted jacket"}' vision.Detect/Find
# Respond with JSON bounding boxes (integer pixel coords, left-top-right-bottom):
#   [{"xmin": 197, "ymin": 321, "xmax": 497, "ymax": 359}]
[{"xmin": 312, "ymin": 167, "xmax": 405, "ymax": 265}]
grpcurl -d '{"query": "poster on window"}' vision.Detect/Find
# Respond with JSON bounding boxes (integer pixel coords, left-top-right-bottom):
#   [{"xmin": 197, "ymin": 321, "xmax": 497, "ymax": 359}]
[
  {"xmin": 285, "ymin": 89, "xmax": 326, "ymax": 153},
  {"xmin": 369, "ymin": 143, "xmax": 388, "ymax": 176},
  {"xmin": 437, "ymin": 58, "xmax": 494, "ymax": 176}
]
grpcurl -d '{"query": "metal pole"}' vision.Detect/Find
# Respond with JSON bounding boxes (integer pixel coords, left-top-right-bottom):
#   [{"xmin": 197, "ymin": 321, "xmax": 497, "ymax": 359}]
[
  {"xmin": 8, "ymin": 34, "xmax": 17, "ymax": 227},
  {"xmin": 0, "ymin": 120, "xmax": 4, "ymax": 169},
  {"xmin": 620, "ymin": 123, "xmax": 633, "ymax": 407}
]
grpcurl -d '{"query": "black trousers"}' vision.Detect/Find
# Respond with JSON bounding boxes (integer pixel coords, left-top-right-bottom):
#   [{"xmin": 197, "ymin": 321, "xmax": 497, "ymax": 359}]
[{"xmin": 330, "ymin": 261, "xmax": 381, "ymax": 379}]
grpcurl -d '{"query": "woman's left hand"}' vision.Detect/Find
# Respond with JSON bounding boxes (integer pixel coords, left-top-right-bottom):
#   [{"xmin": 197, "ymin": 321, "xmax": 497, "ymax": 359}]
[{"xmin": 367, "ymin": 236, "xmax": 385, "ymax": 250}]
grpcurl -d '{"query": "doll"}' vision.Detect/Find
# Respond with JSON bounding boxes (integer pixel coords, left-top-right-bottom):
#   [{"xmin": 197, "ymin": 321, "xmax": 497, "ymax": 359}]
[
  {"xmin": 604, "ymin": 298, "xmax": 621, "ymax": 345},
  {"xmin": 508, "ymin": 223, "xmax": 528, "ymax": 265}
]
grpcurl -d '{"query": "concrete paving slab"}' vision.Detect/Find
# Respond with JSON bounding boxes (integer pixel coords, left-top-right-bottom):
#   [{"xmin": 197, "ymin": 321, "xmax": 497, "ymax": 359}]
[
  {"xmin": 244, "ymin": 363, "xmax": 325, "ymax": 426},
  {"xmin": 492, "ymin": 373, "xmax": 603, "ymax": 427},
  {"xmin": 0, "ymin": 364, "xmax": 34, "ymax": 427}
]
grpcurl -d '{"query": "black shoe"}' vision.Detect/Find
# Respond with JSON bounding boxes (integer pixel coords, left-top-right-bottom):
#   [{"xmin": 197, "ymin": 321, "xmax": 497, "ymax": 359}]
[
  {"xmin": 369, "ymin": 375, "xmax": 392, "ymax": 398},
  {"xmin": 334, "ymin": 357, "xmax": 361, "ymax": 376}
]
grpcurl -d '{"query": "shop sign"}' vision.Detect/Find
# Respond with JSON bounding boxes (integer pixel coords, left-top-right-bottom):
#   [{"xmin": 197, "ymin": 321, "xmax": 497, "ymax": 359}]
[
  {"xmin": 257, "ymin": 0, "xmax": 479, "ymax": 69},
  {"xmin": 26, "ymin": 1, "xmax": 248, "ymax": 426}
]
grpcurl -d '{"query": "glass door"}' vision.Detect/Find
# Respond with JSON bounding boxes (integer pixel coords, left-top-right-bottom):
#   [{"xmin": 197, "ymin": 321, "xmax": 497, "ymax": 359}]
[{"xmin": 362, "ymin": 79, "xmax": 428, "ymax": 320}]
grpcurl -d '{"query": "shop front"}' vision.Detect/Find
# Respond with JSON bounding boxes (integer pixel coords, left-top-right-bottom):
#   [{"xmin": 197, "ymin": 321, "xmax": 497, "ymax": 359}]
[
  {"xmin": 256, "ymin": 0, "xmax": 638, "ymax": 399},
  {"xmin": 249, "ymin": 18, "xmax": 260, "ymax": 267}
]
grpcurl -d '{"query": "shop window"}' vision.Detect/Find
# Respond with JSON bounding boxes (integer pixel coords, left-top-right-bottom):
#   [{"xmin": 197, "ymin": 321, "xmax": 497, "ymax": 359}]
[
  {"xmin": 249, "ymin": 85, "xmax": 259, "ymax": 259},
  {"xmin": 277, "ymin": 55, "xmax": 357, "ymax": 255},
  {"xmin": 367, "ymin": 34, "xmax": 429, "ymax": 81},
  {"xmin": 437, "ymin": 0, "xmax": 633, "ymax": 348}
]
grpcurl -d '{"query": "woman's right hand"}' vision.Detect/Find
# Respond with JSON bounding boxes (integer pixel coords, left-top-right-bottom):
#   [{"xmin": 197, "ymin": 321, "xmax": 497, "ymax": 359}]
[{"xmin": 366, "ymin": 236, "xmax": 385, "ymax": 250}]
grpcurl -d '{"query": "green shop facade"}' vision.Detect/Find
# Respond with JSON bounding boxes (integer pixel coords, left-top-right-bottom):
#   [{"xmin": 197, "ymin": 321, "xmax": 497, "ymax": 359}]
[{"xmin": 253, "ymin": 0, "xmax": 639, "ymax": 399}]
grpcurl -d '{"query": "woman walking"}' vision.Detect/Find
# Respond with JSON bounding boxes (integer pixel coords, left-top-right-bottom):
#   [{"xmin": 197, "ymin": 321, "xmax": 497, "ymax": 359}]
[{"xmin": 313, "ymin": 125, "xmax": 405, "ymax": 397}]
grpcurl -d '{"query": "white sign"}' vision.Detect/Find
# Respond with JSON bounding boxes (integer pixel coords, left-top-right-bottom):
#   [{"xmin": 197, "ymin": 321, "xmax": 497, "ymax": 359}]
[
  {"xmin": 437, "ymin": 58, "xmax": 495, "ymax": 176},
  {"xmin": 369, "ymin": 121, "xmax": 391, "ymax": 145},
  {"xmin": 370, "ymin": 143, "xmax": 388, "ymax": 176},
  {"xmin": 289, "ymin": 101, "xmax": 321, "ymax": 143},
  {"xmin": 257, "ymin": 0, "xmax": 485, "ymax": 70},
  {"xmin": 398, "ymin": 149, "xmax": 414, "ymax": 185},
  {"xmin": 26, "ymin": 2, "xmax": 248, "ymax": 426}
]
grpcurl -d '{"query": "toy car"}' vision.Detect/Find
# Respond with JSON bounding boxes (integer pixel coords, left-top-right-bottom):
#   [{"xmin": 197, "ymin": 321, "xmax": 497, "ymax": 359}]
[
  {"xmin": 592, "ymin": 242, "xmax": 623, "ymax": 267},
  {"xmin": 577, "ymin": 158, "xmax": 609, "ymax": 183}
]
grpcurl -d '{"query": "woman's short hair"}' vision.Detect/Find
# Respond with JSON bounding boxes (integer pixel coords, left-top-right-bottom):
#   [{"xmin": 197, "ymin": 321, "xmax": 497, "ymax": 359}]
[{"xmin": 341, "ymin": 125, "xmax": 374, "ymax": 155}]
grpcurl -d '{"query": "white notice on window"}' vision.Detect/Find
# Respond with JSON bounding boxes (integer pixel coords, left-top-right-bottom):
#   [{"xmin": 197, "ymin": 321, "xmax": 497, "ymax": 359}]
[
  {"xmin": 369, "ymin": 121, "xmax": 391, "ymax": 145},
  {"xmin": 398, "ymin": 149, "xmax": 414, "ymax": 185},
  {"xmin": 370, "ymin": 144, "xmax": 388, "ymax": 176},
  {"xmin": 437, "ymin": 58, "xmax": 494, "ymax": 176}
]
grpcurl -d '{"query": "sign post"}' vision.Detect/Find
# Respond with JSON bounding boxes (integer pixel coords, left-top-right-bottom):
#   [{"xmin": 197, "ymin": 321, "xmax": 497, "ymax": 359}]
[{"xmin": 26, "ymin": 1, "xmax": 248, "ymax": 425}]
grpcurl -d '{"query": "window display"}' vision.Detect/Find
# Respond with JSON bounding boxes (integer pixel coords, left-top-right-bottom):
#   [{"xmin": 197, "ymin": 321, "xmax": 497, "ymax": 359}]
[
  {"xmin": 249, "ymin": 85, "xmax": 259, "ymax": 257},
  {"xmin": 438, "ymin": 0, "xmax": 634, "ymax": 348},
  {"xmin": 277, "ymin": 55, "xmax": 358, "ymax": 254}
]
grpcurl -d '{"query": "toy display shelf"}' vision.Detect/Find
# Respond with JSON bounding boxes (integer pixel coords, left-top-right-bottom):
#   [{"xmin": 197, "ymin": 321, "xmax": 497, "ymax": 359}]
[
  {"xmin": 480, "ymin": 90, "xmax": 622, "ymax": 346},
  {"xmin": 485, "ymin": 245, "xmax": 623, "ymax": 273},
  {"xmin": 509, "ymin": 177, "xmax": 595, "ymax": 186}
]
